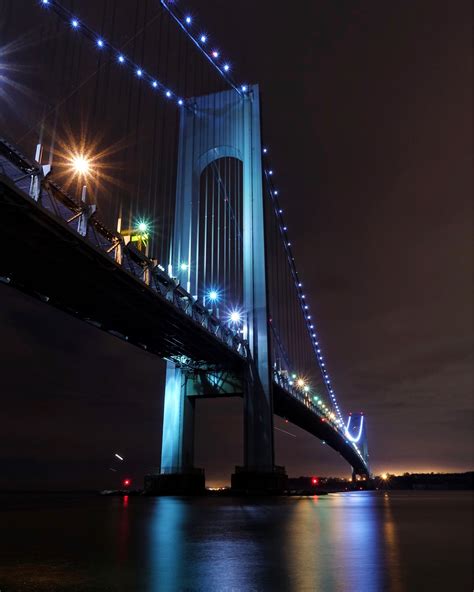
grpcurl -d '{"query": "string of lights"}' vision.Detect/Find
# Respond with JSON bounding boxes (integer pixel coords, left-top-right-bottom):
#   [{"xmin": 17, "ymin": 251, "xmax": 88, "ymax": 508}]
[
  {"xmin": 159, "ymin": 0, "xmax": 247, "ymax": 96},
  {"xmin": 262, "ymin": 153, "xmax": 344, "ymax": 423},
  {"xmin": 39, "ymin": 0, "xmax": 187, "ymax": 108}
]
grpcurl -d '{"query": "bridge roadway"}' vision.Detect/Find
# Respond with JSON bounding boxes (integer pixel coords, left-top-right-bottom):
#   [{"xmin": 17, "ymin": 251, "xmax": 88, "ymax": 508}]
[{"xmin": 0, "ymin": 140, "xmax": 368, "ymax": 476}]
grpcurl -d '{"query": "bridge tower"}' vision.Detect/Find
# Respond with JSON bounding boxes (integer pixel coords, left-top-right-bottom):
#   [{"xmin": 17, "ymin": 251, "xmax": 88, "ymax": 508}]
[
  {"xmin": 148, "ymin": 85, "xmax": 285, "ymax": 494},
  {"xmin": 345, "ymin": 413, "xmax": 370, "ymax": 480}
]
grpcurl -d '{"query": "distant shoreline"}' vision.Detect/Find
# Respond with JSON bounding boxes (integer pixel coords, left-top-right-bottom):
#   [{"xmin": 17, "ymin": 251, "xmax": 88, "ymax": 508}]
[{"xmin": 0, "ymin": 471, "xmax": 472, "ymax": 495}]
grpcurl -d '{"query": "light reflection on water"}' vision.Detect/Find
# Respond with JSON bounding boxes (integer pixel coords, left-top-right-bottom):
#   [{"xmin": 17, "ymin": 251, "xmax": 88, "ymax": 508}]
[{"xmin": 0, "ymin": 491, "xmax": 472, "ymax": 591}]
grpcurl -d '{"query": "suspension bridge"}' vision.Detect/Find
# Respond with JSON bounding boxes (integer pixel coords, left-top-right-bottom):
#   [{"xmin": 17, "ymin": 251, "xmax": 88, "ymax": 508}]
[{"xmin": 0, "ymin": 0, "xmax": 370, "ymax": 492}]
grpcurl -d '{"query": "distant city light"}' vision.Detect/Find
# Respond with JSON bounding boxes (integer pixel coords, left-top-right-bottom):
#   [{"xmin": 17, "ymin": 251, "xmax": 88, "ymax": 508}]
[
  {"xmin": 123, "ymin": 478, "xmax": 131, "ymax": 487},
  {"xmin": 311, "ymin": 477, "xmax": 318, "ymax": 485},
  {"xmin": 381, "ymin": 473, "xmax": 388, "ymax": 480}
]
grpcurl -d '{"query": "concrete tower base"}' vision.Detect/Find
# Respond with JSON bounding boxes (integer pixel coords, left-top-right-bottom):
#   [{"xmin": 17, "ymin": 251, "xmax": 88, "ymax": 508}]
[
  {"xmin": 231, "ymin": 466, "xmax": 288, "ymax": 495},
  {"xmin": 144, "ymin": 471, "xmax": 205, "ymax": 496}
]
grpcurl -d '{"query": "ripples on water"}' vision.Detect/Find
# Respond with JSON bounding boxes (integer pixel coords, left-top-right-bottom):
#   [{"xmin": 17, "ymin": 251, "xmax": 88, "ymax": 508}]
[{"xmin": 0, "ymin": 491, "xmax": 471, "ymax": 591}]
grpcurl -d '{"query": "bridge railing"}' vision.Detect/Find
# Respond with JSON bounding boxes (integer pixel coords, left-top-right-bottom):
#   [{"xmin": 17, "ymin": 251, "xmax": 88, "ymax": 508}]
[{"xmin": 0, "ymin": 138, "xmax": 248, "ymax": 362}]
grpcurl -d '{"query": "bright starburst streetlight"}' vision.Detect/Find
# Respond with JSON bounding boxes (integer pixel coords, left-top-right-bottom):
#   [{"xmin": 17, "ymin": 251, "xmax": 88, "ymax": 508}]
[
  {"xmin": 207, "ymin": 289, "xmax": 219, "ymax": 302},
  {"xmin": 72, "ymin": 154, "xmax": 91, "ymax": 176},
  {"xmin": 229, "ymin": 309, "xmax": 242, "ymax": 324},
  {"xmin": 137, "ymin": 221, "xmax": 149, "ymax": 234}
]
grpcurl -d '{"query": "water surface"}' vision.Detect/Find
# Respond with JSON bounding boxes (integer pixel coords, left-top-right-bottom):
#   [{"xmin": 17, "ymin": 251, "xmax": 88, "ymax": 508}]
[{"xmin": 0, "ymin": 491, "xmax": 471, "ymax": 591}]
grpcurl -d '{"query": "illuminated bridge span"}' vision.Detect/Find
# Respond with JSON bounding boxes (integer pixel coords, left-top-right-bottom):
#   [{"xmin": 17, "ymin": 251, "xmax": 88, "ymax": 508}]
[{"xmin": 0, "ymin": 0, "xmax": 369, "ymax": 491}]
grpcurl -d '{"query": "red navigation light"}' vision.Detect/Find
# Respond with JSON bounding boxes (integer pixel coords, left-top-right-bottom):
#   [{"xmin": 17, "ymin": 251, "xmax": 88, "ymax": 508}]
[
  {"xmin": 311, "ymin": 477, "xmax": 318, "ymax": 485},
  {"xmin": 123, "ymin": 478, "xmax": 131, "ymax": 487}
]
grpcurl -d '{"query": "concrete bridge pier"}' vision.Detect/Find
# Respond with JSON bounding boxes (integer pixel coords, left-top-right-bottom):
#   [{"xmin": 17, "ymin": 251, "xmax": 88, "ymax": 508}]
[
  {"xmin": 144, "ymin": 361, "xmax": 205, "ymax": 495},
  {"xmin": 231, "ymin": 364, "xmax": 287, "ymax": 494}
]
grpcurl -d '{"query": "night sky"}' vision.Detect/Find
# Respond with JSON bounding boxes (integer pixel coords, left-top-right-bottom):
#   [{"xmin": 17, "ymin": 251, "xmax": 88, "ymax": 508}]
[{"xmin": 0, "ymin": 0, "xmax": 472, "ymax": 489}]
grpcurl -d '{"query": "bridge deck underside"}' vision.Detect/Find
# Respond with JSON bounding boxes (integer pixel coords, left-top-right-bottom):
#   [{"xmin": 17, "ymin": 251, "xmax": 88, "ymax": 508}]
[{"xmin": 0, "ymin": 177, "xmax": 243, "ymax": 370}]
